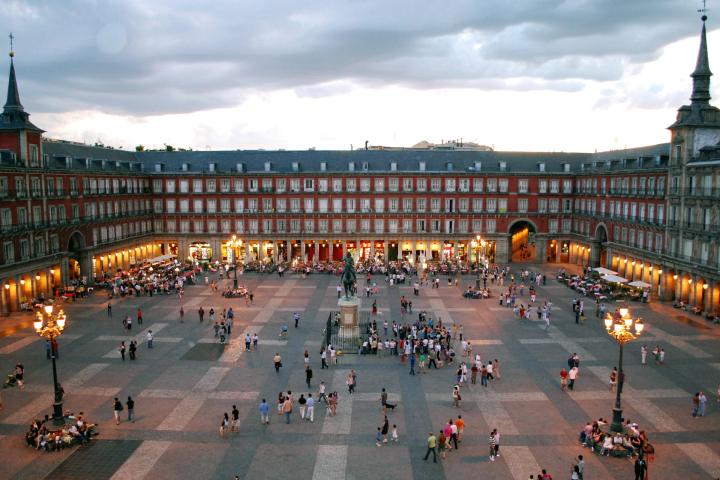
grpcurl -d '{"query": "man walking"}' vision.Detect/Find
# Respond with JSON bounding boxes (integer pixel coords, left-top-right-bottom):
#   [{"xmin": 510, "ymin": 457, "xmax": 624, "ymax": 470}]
[
  {"xmin": 305, "ymin": 365, "xmax": 313, "ymax": 388},
  {"xmin": 107, "ymin": 302, "xmax": 112, "ymax": 318},
  {"xmin": 641, "ymin": 345, "xmax": 648, "ymax": 365},
  {"xmin": 409, "ymin": 353, "xmax": 416, "ymax": 375},
  {"xmin": 126, "ymin": 396, "xmax": 135, "ymax": 422},
  {"xmin": 381, "ymin": 388, "xmax": 396, "ymax": 412},
  {"xmin": 198, "ymin": 307, "xmax": 205, "ymax": 323},
  {"xmin": 259, "ymin": 398, "xmax": 270, "ymax": 424},
  {"xmin": 423, "ymin": 432, "xmax": 438, "ymax": 463},
  {"xmin": 634, "ymin": 456, "xmax": 647, "ymax": 480},
  {"xmin": 568, "ymin": 366, "xmax": 579, "ymax": 391},
  {"xmin": 293, "ymin": 312, "xmax": 300, "ymax": 328},
  {"xmin": 136, "ymin": 308, "xmax": 143, "ymax": 325},
  {"xmin": 282, "ymin": 394, "xmax": 293, "ymax": 424},
  {"xmin": 119, "ymin": 341, "xmax": 126, "ymax": 361},
  {"xmin": 273, "ymin": 353, "xmax": 282, "ymax": 373},
  {"xmin": 146, "ymin": 330, "xmax": 153, "ymax": 348},
  {"xmin": 306, "ymin": 394, "xmax": 315, "ymax": 422},
  {"xmin": 113, "ymin": 397, "xmax": 123, "ymax": 425}
]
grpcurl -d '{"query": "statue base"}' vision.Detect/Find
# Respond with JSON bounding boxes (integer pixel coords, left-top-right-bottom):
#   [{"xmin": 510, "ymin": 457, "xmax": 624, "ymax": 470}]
[{"xmin": 338, "ymin": 296, "xmax": 361, "ymax": 328}]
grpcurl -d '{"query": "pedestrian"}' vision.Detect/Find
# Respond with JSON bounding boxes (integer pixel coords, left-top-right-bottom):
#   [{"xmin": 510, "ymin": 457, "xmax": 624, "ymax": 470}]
[
  {"xmin": 146, "ymin": 330, "xmax": 153, "ymax": 348},
  {"xmin": 409, "ymin": 353, "xmax": 416, "ymax": 375},
  {"xmin": 119, "ymin": 341, "xmax": 126, "ymax": 361},
  {"xmin": 198, "ymin": 306, "xmax": 205, "ymax": 322},
  {"xmin": 126, "ymin": 396, "xmax": 134, "ymax": 422},
  {"xmin": 449, "ymin": 419, "xmax": 459, "ymax": 449},
  {"xmin": 452, "ymin": 385, "xmax": 461, "ymax": 407},
  {"xmin": 306, "ymin": 394, "xmax": 315, "ymax": 422},
  {"xmin": 641, "ymin": 345, "xmax": 647, "ymax": 365},
  {"xmin": 220, "ymin": 413, "xmax": 229, "ymax": 436},
  {"xmin": 659, "ymin": 348, "xmax": 665, "ymax": 364},
  {"xmin": 282, "ymin": 394, "xmax": 293, "ymax": 424},
  {"xmin": 253, "ymin": 333, "xmax": 259, "ymax": 349},
  {"xmin": 493, "ymin": 359, "xmax": 501, "ymax": 379},
  {"xmin": 347, "ymin": 372, "xmax": 355, "ymax": 393},
  {"xmin": 576, "ymin": 455, "xmax": 584, "ymax": 480},
  {"xmin": 456, "ymin": 415, "xmax": 465, "ymax": 443},
  {"xmin": 112, "ymin": 397, "xmax": 123, "ymax": 425},
  {"xmin": 259, "ymin": 398, "xmax": 270, "ymax": 424},
  {"xmin": 634, "ymin": 456, "xmax": 647, "ymax": 480},
  {"xmin": 298, "ymin": 394, "xmax": 307, "ymax": 420},
  {"xmin": 293, "ymin": 312, "xmax": 300, "ymax": 328},
  {"xmin": 180, "ymin": 306, "xmax": 184, "ymax": 323},
  {"xmin": 136, "ymin": 308, "xmax": 143, "ymax": 325},
  {"xmin": 568, "ymin": 366, "xmax": 578, "ymax": 390},
  {"xmin": 438, "ymin": 429, "xmax": 448, "ymax": 459},
  {"xmin": 391, "ymin": 424, "xmax": 398, "ymax": 442},
  {"xmin": 277, "ymin": 392, "xmax": 285, "ymax": 415},
  {"xmin": 381, "ymin": 388, "xmax": 396, "ymax": 412},
  {"xmin": 232, "ymin": 404, "xmax": 240, "ymax": 432},
  {"xmin": 375, "ymin": 427, "xmax": 383, "ymax": 447},
  {"xmin": 489, "ymin": 430, "xmax": 497, "ymax": 461},
  {"xmin": 13, "ymin": 363, "xmax": 24, "ymax": 390},
  {"xmin": 609, "ymin": 367, "xmax": 617, "ymax": 392},
  {"xmin": 129, "ymin": 341, "xmax": 137, "ymax": 360},
  {"xmin": 423, "ymin": 432, "xmax": 438, "ymax": 462},
  {"xmin": 107, "ymin": 303, "xmax": 112, "ymax": 318},
  {"xmin": 698, "ymin": 392, "xmax": 707, "ymax": 417},
  {"xmin": 560, "ymin": 367, "xmax": 568, "ymax": 391},
  {"xmin": 381, "ymin": 415, "xmax": 390, "ymax": 443},
  {"xmin": 692, "ymin": 392, "xmax": 701, "ymax": 417},
  {"xmin": 493, "ymin": 428, "xmax": 500, "ymax": 458},
  {"xmin": 245, "ymin": 333, "xmax": 251, "ymax": 351},
  {"xmin": 318, "ymin": 382, "xmax": 328, "ymax": 404},
  {"xmin": 321, "ymin": 348, "xmax": 328, "ymax": 369},
  {"xmin": 273, "ymin": 353, "xmax": 282, "ymax": 373}
]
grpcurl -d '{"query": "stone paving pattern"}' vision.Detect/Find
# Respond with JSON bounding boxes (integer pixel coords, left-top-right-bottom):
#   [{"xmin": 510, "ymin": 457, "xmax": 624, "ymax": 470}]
[{"xmin": 0, "ymin": 264, "xmax": 719, "ymax": 479}]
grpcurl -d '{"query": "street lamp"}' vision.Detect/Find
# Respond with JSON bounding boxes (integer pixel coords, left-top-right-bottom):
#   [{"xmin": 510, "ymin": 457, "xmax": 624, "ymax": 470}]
[
  {"xmin": 604, "ymin": 306, "xmax": 644, "ymax": 433},
  {"xmin": 474, "ymin": 235, "xmax": 482, "ymax": 287},
  {"xmin": 228, "ymin": 235, "xmax": 243, "ymax": 288},
  {"xmin": 33, "ymin": 304, "xmax": 67, "ymax": 422}
]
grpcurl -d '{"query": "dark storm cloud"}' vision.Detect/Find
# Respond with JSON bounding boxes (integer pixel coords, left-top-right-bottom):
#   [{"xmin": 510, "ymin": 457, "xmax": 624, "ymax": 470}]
[{"xmin": 0, "ymin": 0, "xmax": 706, "ymax": 115}]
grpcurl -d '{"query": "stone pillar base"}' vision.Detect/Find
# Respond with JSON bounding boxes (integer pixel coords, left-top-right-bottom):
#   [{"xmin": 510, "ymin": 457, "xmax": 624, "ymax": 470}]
[{"xmin": 338, "ymin": 296, "xmax": 361, "ymax": 327}]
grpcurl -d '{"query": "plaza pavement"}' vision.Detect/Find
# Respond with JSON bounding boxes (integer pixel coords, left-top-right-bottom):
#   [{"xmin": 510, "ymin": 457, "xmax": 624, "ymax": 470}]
[{"xmin": 0, "ymin": 264, "xmax": 719, "ymax": 479}]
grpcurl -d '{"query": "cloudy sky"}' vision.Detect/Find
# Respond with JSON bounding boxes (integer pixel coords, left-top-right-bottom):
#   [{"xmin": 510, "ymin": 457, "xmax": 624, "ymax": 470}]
[{"xmin": 1, "ymin": 0, "xmax": 717, "ymax": 152}]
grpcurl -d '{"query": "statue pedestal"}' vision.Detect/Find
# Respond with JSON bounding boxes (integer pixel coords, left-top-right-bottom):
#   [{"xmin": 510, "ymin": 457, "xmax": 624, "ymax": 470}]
[{"xmin": 337, "ymin": 296, "xmax": 361, "ymax": 342}]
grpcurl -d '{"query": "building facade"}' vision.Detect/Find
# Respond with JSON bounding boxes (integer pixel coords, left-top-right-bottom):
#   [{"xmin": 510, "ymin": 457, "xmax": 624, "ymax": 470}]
[{"xmin": 1, "ymin": 19, "xmax": 719, "ymax": 316}]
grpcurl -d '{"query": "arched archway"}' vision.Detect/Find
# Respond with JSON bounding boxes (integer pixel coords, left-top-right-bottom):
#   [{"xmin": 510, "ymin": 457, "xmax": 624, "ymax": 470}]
[
  {"xmin": 66, "ymin": 231, "xmax": 86, "ymax": 280},
  {"xmin": 595, "ymin": 223, "xmax": 609, "ymax": 267},
  {"xmin": 509, "ymin": 219, "xmax": 537, "ymax": 262}
]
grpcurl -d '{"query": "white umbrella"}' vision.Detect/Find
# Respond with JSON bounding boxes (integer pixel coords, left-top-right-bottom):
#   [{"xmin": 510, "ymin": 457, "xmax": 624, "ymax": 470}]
[
  {"xmin": 602, "ymin": 274, "xmax": 629, "ymax": 284},
  {"xmin": 593, "ymin": 267, "xmax": 618, "ymax": 275},
  {"xmin": 628, "ymin": 281, "xmax": 651, "ymax": 288}
]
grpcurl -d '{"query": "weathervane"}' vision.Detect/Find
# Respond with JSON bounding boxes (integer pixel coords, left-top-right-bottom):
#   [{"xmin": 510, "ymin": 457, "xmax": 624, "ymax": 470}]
[
  {"xmin": 699, "ymin": 0, "xmax": 708, "ymax": 20},
  {"xmin": 8, "ymin": 32, "xmax": 14, "ymax": 58}
]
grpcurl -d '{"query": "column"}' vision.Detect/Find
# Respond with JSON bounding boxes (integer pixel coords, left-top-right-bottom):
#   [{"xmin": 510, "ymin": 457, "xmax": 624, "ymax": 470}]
[
  {"xmin": 495, "ymin": 235, "xmax": 510, "ymax": 264},
  {"xmin": 535, "ymin": 236, "xmax": 548, "ymax": 264},
  {"xmin": 383, "ymin": 239, "xmax": 388, "ymax": 266},
  {"xmin": 588, "ymin": 241, "xmax": 600, "ymax": 267},
  {"xmin": 259, "ymin": 240, "xmax": 265, "ymax": 261},
  {"xmin": 704, "ymin": 281, "xmax": 713, "ymax": 313},
  {"xmin": 675, "ymin": 272, "xmax": 683, "ymax": 303},
  {"xmin": 79, "ymin": 252, "xmax": 94, "ymax": 285},
  {"xmin": 46, "ymin": 268, "xmax": 53, "ymax": 297},
  {"xmin": 14, "ymin": 275, "xmax": 21, "ymax": 311},
  {"xmin": 1, "ymin": 280, "xmax": 7, "ymax": 315},
  {"xmin": 60, "ymin": 257, "xmax": 70, "ymax": 287},
  {"xmin": 329, "ymin": 241, "xmax": 334, "ymax": 262}
]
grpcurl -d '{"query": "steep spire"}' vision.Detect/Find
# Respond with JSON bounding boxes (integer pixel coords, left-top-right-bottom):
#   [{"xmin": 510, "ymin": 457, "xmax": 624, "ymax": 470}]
[
  {"xmin": 4, "ymin": 58, "xmax": 23, "ymax": 111},
  {"xmin": 691, "ymin": 15, "xmax": 712, "ymax": 104}
]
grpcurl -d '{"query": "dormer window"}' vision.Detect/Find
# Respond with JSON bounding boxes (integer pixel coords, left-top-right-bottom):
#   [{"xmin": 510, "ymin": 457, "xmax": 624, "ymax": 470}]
[
  {"xmin": 362, "ymin": 162, "xmax": 369, "ymax": 171},
  {"xmin": 320, "ymin": 162, "xmax": 327, "ymax": 172},
  {"xmin": 537, "ymin": 162, "xmax": 545, "ymax": 172},
  {"xmin": 419, "ymin": 161, "xmax": 426, "ymax": 171},
  {"xmin": 348, "ymin": 161, "xmax": 355, "ymax": 171},
  {"xmin": 390, "ymin": 162, "xmax": 397, "ymax": 171},
  {"xmin": 446, "ymin": 162, "xmax": 453, "ymax": 171},
  {"xmin": 563, "ymin": 163, "xmax": 571, "ymax": 173},
  {"xmin": 236, "ymin": 163, "xmax": 245, "ymax": 172},
  {"xmin": 208, "ymin": 163, "xmax": 217, "ymax": 173},
  {"xmin": 154, "ymin": 163, "xmax": 164, "ymax": 172},
  {"xmin": 181, "ymin": 163, "xmax": 189, "ymax": 172},
  {"xmin": 474, "ymin": 161, "xmax": 482, "ymax": 171},
  {"xmin": 499, "ymin": 161, "xmax": 507, "ymax": 172},
  {"xmin": 264, "ymin": 162, "xmax": 272, "ymax": 172},
  {"xmin": 292, "ymin": 162, "xmax": 299, "ymax": 172}
]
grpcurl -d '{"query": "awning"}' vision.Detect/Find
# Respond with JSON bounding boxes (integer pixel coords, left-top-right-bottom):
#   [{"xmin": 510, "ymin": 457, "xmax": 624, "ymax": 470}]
[
  {"xmin": 593, "ymin": 267, "xmax": 618, "ymax": 275},
  {"xmin": 628, "ymin": 281, "xmax": 651, "ymax": 288},
  {"xmin": 145, "ymin": 254, "xmax": 177, "ymax": 264},
  {"xmin": 602, "ymin": 274, "xmax": 629, "ymax": 284}
]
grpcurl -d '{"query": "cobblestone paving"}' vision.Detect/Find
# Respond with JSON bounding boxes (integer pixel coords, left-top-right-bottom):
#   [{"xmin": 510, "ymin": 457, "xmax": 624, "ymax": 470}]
[{"xmin": 0, "ymin": 264, "xmax": 719, "ymax": 479}]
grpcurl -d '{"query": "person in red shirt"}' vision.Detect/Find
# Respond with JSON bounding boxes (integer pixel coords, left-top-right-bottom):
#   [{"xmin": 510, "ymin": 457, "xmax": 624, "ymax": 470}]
[{"xmin": 560, "ymin": 368, "xmax": 568, "ymax": 391}]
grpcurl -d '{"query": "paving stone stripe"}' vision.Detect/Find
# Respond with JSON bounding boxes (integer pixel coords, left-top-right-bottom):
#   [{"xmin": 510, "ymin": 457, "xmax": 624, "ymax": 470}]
[
  {"xmin": 321, "ymin": 369, "xmax": 352, "ymax": 435},
  {"xmin": 0, "ymin": 333, "xmax": 82, "ymax": 355},
  {"xmin": 676, "ymin": 442, "xmax": 720, "ymax": 478},
  {"xmin": 647, "ymin": 325, "xmax": 711, "ymax": 359},
  {"xmin": 156, "ymin": 396, "xmax": 206, "ymax": 431},
  {"xmin": 110, "ymin": 440, "xmax": 172, "ymax": 480},
  {"xmin": 194, "ymin": 367, "xmax": 230, "ymax": 391},
  {"xmin": 3, "ymin": 393, "xmax": 54, "ymax": 424},
  {"xmin": 503, "ymin": 445, "xmax": 542, "ymax": 479},
  {"xmin": 466, "ymin": 339, "xmax": 504, "ymax": 345},
  {"xmin": 312, "ymin": 445, "xmax": 348, "ymax": 480}
]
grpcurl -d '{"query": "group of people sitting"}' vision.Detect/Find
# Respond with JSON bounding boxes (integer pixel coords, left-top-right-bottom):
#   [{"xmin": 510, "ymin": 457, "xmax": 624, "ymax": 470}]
[
  {"xmin": 579, "ymin": 418, "xmax": 653, "ymax": 459},
  {"xmin": 26, "ymin": 413, "xmax": 97, "ymax": 451},
  {"xmin": 463, "ymin": 286, "xmax": 491, "ymax": 299},
  {"xmin": 221, "ymin": 285, "xmax": 249, "ymax": 298}
]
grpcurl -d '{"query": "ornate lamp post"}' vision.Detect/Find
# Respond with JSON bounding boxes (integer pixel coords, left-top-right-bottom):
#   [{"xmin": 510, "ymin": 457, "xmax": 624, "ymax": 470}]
[
  {"xmin": 33, "ymin": 304, "xmax": 67, "ymax": 422},
  {"xmin": 228, "ymin": 235, "xmax": 243, "ymax": 289},
  {"xmin": 604, "ymin": 306, "xmax": 644, "ymax": 433},
  {"xmin": 475, "ymin": 235, "xmax": 482, "ymax": 288}
]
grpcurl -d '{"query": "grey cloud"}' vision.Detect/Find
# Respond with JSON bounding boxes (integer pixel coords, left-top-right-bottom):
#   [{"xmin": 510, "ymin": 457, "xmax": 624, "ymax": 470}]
[{"xmin": 0, "ymin": 0, "xmax": 709, "ymax": 115}]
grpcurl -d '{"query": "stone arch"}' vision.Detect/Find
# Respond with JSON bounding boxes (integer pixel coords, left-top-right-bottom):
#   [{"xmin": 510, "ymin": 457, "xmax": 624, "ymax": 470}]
[
  {"xmin": 595, "ymin": 223, "xmax": 608, "ymax": 243},
  {"xmin": 67, "ymin": 231, "xmax": 85, "ymax": 253},
  {"xmin": 508, "ymin": 219, "xmax": 537, "ymax": 262}
]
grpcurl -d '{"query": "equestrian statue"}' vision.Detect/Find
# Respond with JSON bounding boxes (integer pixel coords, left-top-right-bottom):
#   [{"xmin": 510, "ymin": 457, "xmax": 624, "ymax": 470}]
[{"xmin": 341, "ymin": 251, "xmax": 357, "ymax": 299}]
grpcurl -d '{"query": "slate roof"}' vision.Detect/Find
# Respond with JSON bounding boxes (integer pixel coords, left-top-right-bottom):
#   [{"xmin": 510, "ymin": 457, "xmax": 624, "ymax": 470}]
[{"xmin": 37, "ymin": 140, "xmax": 670, "ymax": 174}]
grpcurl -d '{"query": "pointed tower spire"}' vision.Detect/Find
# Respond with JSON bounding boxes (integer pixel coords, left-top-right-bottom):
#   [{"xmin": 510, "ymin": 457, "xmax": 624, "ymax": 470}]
[
  {"xmin": 691, "ymin": 15, "xmax": 712, "ymax": 104},
  {"xmin": 0, "ymin": 35, "xmax": 43, "ymax": 133}
]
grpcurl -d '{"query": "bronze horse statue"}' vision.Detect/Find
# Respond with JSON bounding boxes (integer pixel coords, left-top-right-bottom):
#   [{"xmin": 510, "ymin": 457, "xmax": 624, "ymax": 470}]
[{"xmin": 341, "ymin": 252, "xmax": 357, "ymax": 299}]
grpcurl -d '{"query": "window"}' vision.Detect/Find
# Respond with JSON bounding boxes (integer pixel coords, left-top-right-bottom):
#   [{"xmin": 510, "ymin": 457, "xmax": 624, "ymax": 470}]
[
  {"xmin": 417, "ymin": 178, "xmax": 427, "ymax": 192},
  {"xmin": 249, "ymin": 179, "xmax": 259, "ymax": 192},
  {"xmin": 486, "ymin": 219, "xmax": 496, "ymax": 233},
  {"xmin": 459, "ymin": 198, "xmax": 469, "ymax": 212},
  {"xmin": 431, "ymin": 178, "xmax": 441, "ymax": 192},
  {"xmin": 389, "ymin": 198, "xmax": 399, "ymax": 212},
  {"xmin": 221, "ymin": 199, "xmax": 230, "ymax": 213},
  {"xmin": 472, "ymin": 198, "xmax": 483, "ymax": 212},
  {"xmin": 445, "ymin": 178, "xmax": 456, "ymax": 192},
  {"xmin": 276, "ymin": 198, "xmax": 286, "ymax": 213},
  {"xmin": 518, "ymin": 179, "xmax": 529, "ymax": 193},
  {"xmin": 193, "ymin": 199, "xmax": 204, "ymax": 213},
  {"xmin": 346, "ymin": 198, "xmax": 355, "ymax": 213},
  {"xmin": 318, "ymin": 198, "xmax": 328, "ymax": 213},
  {"xmin": 333, "ymin": 198, "xmax": 343, "ymax": 213},
  {"xmin": 416, "ymin": 198, "xmax": 426, "ymax": 212},
  {"xmin": 153, "ymin": 199, "xmax": 163, "ymax": 213},
  {"xmin": 389, "ymin": 178, "xmax": 399, "ymax": 191},
  {"xmin": 375, "ymin": 178, "xmax": 385, "ymax": 192},
  {"xmin": 179, "ymin": 199, "xmax": 189, "ymax": 213},
  {"xmin": 459, "ymin": 178, "xmax": 469, "ymax": 192},
  {"xmin": 333, "ymin": 178, "xmax": 342, "ymax": 192},
  {"xmin": 333, "ymin": 219, "xmax": 343, "ymax": 233},
  {"xmin": 403, "ymin": 178, "xmax": 413, "ymax": 191},
  {"xmin": 374, "ymin": 219, "xmax": 384, "ymax": 233},
  {"xmin": 498, "ymin": 198, "xmax": 507, "ymax": 213},
  {"xmin": 178, "ymin": 180, "xmax": 188, "ymax": 193},
  {"xmin": 473, "ymin": 178, "xmax": 484, "ymax": 192},
  {"xmin": 403, "ymin": 198, "xmax": 413, "ymax": 212},
  {"xmin": 318, "ymin": 178, "xmax": 328, "ymax": 192},
  {"xmin": 548, "ymin": 219, "xmax": 558, "ymax": 233},
  {"xmin": 275, "ymin": 179, "xmax": 285, "ymax": 193},
  {"xmin": 487, "ymin": 178, "xmax": 497, "ymax": 192},
  {"xmin": 29, "ymin": 144, "xmax": 39, "ymax": 167},
  {"xmin": 346, "ymin": 178, "xmax": 356, "ymax": 192},
  {"xmin": 431, "ymin": 198, "xmax": 441, "ymax": 212},
  {"xmin": 360, "ymin": 179, "xmax": 370, "ymax": 192},
  {"xmin": 207, "ymin": 179, "xmax": 216, "ymax": 193},
  {"xmin": 360, "ymin": 198, "xmax": 371, "ymax": 212},
  {"xmin": 304, "ymin": 178, "xmax": 315, "ymax": 191},
  {"xmin": 562, "ymin": 179, "xmax": 573, "ymax": 193},
  {"xmin": 499, "ymin": 178, "xmax": 508, "ymax": 193},
  {"xmin": 486, "ymin": 198, "xmax": 497, "ymax": 213},
  {"xmin": 518, "ymin": 198, "xmax": 528, "ymax": 213},
  {"xmin": 304, "ymin": 198, "xmax": 314, "ymax": 213}
]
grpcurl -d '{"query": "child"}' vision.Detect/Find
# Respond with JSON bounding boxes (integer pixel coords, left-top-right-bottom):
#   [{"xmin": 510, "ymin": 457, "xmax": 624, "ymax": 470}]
[
  {"xmin": 375, "ymin": 427, "xmax": 382, "ymax": 447},
  {"xmin": 391, "ymin": 424, "xmax": 398, "ymax": 442}
]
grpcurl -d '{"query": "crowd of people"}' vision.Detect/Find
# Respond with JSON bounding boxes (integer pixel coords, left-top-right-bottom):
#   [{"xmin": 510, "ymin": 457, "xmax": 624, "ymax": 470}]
[{"xmin": 25, "ymin": 413, "xmax": 96, "ymax": 451}]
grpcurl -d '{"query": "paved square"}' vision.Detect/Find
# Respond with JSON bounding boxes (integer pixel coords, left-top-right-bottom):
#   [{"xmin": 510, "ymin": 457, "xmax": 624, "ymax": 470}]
[{"xmin": 0, "ymin": 264, "xmax": 719, "ymax": 479}]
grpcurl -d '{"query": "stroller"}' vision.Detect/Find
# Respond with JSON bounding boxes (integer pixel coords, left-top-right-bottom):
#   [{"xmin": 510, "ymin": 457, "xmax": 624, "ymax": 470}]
[{"xmin": 4, "ymin": 373, "xmax": 17, "ymax": 388}]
